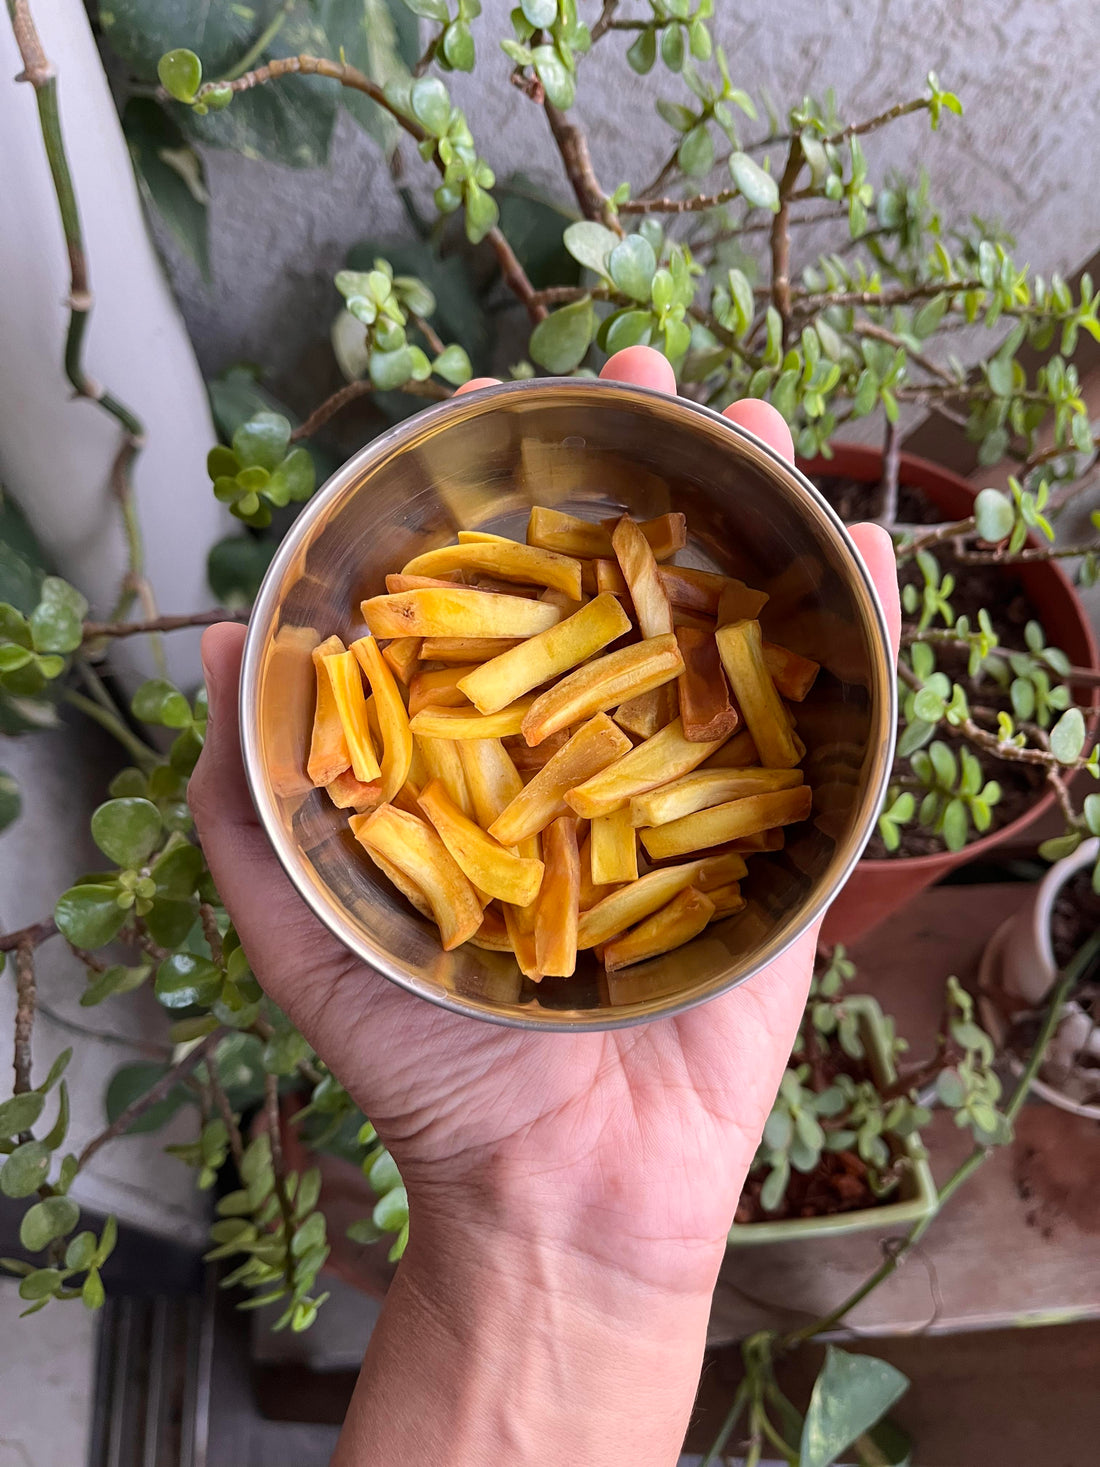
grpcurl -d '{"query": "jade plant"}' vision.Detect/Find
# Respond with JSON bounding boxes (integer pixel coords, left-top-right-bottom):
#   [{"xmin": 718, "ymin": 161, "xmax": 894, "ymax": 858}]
[
  {"xmin": 746, "ymin": 952, "xmax": 1006, "ymax": 1221},
  {"xmin": 0, "ymin": 0, "xmax": 1096, "ymax": 1411}
]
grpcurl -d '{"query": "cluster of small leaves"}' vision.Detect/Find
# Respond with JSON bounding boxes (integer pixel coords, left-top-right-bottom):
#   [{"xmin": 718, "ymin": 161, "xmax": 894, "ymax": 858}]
[
  {"xmin": 754, "ymin": 1063, "xmax": 929, "ymax": 1214},
  {"xmin": 1039, "ymin": 792, "xmax": 1100, "ymax": 892},
  {"xmin": 333, "ymin": 258, "xmax": 471, "ymax": 391},
  {"xmin": 502, "ymin": 0, "xmax": 591, "ymax": 110},
  {"xmin": 405, "ymin": 0, "xmax": 480, "ymax": 75},
  {"xmin": 0, "ymin": 1050, "xmax": 118, "ymax": 1316},
  {"xmin": 624, "ymin": 0, "xmax": 714, "ymax": 80},
  {"xmin": 908, "ymin": 741, "xmax": 1001, "ymax": 853},
  {"xmin": 390, "ymin": 75, "xmax": 498, "ymax": 242},
  {"xmin": 0, "ymin": 577, "xmax": 87, "ymax": 704},
  {"xmin": 207, "ymin": 412, "xmax": 315, "ymax": 528},
  {"xmin": 895, "ymin": 640, "xmax": 968, "ymax": 758},
  {"xmin": 900, "ymin": 550, "xmax": 954, "ymax": 633},
  {"xmin": 157, "ymin": 48, "xmax": 233, "ymax": 115},
  {"xmin": 531, "ymin": 220, "xmax": 701, "ymax": 372},
  {"xmin": 205, "ymin": 1134, "xmax": 330, "ymax": 1332},
  {"xmin": 934, "ymin": 978, "xmax": 1010, "ymax": 1144},
  {"xmin": 294, "ymin": 1078, "xmax": 409, "ymax": 1260},
  {"xmin": 804, "ymin": 944, "xmax": 861, "ymax": 1055}
]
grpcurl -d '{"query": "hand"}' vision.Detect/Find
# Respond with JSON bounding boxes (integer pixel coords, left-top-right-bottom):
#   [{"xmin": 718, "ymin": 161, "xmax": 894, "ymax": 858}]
[{"xmin": 190, "ymin": 346, "xmax": 900, "ymax": 1465}]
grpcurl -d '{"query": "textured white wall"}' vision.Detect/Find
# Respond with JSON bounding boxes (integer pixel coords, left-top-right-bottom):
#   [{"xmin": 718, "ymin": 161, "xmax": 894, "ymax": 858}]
[{"xmin": 165, "ymin": 0, "xmax": 1100, "ymax": 398}]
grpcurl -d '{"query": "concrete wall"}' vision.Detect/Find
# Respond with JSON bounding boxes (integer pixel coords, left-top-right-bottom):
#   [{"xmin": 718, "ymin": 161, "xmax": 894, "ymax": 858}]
[{"xmin": 163, "ymin": 0, "xmax": 1100, "ymax": 407}]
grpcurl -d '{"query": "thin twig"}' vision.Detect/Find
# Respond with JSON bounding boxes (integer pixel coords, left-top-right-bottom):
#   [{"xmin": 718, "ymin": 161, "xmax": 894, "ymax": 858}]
[
  {"xmin": 199, "ymin": 903, "xmax": 224, "ymax": 966},
  {"xmin": 877, "ymin": 418, "xmax": 901, "ymax": 526},
  {"xmin": 83, "ymin": 608, "xmax": 248, "ymax": 641},
  {"xmin": 289, "ymin": 377, "xmax": 451, "ymax": 443},
  {"xmin": 590, "ymin": 0, "xmax": 621, "ymax": 42},
  {"xmin": 264, "ymin": 1073, "xmax": 298, "ymax": 1286},
  {"xmin": 1023, "ymin": 435, "xmax": 1100, "ymax": 474},
  {"xmin": 542, "ymin": 100, "xmax": 621, "ymax": 232},
  {"xmin": 952, "ymin": 540, "xmax": 1100, "ymax": 566},
  {"xmin": 771, "ymin": 137, "xmax": 805, "ymax": 346},
  {"xmin": 219, "ymin": 0, "xmax": 295, "ymax": 82},
  {"xmin": 183, "ymin": 56, "xmax": 544, "ymax": 322},
  {"xmin": 77, "ymin": 1029, "xmax": 224, "ymax": 1169},
  {"xmin": 0, "ymin": 918, "xmax": 57, "ymax": 954},
  {"xmin": 898, "ymin": 516, "xmax": 977, "ymax": 560},
  {"xmin": 13, "ymin": 941, "xmax": 36, "ymax": 1096},
  {"xmin": 209, "ymin": 1067, "xmax": 245, "ymax": 1170},
  {"xmin": 852, "ymin": 319, "xmax": 958, "ymax": 386},
  {"xmin": 62, "ymin": 690, "xmax": 159, "ymax": 767},
  {"xmin": 410, "ymin": 312, "xmax": 445, "ymax": 358}
]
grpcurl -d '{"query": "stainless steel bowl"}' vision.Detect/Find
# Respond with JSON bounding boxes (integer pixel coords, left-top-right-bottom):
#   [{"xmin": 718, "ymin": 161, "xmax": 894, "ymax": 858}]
[{"xmin": 240, "ymin": 380, "xmax": 895, "ymax": 1029}]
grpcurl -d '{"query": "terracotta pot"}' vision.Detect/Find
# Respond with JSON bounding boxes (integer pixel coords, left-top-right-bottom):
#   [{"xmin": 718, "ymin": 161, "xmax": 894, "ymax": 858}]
[{"xmin": 801, "ymin": 445, "xmax": 1099, "ymax": 947}]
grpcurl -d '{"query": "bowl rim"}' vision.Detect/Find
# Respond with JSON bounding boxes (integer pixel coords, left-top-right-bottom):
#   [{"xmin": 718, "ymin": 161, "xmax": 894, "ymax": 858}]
[{"xmin": 240, "ymin": 377, "xmax": 897, "ymax": 1030}]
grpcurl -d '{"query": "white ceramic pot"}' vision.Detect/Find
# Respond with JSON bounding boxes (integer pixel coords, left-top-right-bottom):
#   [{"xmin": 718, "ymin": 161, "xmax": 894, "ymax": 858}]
[{"xmin": 979, "ymin": 837, "xmax": 1100, "ymax": 1120}]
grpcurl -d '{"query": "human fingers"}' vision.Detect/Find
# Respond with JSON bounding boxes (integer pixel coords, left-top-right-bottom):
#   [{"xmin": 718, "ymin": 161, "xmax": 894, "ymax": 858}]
[
  {"xmin": 848, "ymin": 522, "xmax": 901, "ymax": 659},
  {"xmin": 454, "ymin": 377, "xmax": 501, "ymax": 395},
  {"xmin": 599, "ymin": 345, "xmax": 677, "ymax": 394},
  {"xmin": 188, "ymin": 624, "xmax": 397, "ymax": 1052},
  {"xmin": 721, "ymin": 399, "xmax": 795, "ymax": 464}
]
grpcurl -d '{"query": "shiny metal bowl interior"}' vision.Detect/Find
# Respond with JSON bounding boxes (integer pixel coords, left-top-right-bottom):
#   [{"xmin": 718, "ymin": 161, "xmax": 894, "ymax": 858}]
[{"xmin": 241, "ymin": 380, "xmax": 895, "ymax": 1029}]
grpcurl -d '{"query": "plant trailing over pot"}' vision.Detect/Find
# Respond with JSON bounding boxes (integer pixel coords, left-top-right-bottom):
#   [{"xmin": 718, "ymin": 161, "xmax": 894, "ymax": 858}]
[
  {"xmin": 732, "ymin": 949, "xmax": 1005, "ymax": 1241},
  {"xmin": 1, "ymin": 0, "xmax": 1097, "ymax": 1390}
]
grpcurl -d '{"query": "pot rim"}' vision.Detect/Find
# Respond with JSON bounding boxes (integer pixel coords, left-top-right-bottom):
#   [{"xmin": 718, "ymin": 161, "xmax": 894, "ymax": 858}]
[{"xmin": 800, "ymin": 443, "xmax": 1100, "ymax": 874}]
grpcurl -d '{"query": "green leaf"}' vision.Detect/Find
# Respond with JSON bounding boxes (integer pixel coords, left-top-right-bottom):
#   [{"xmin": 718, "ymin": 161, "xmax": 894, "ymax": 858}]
[
  {"xmin": 20, "ymin": 1196, "xmax": 79, "ymax": 1253},
  {"xmin": 157, "ymin": 48, "xmax": 202, "ymax": 104},
  {"xmin": 912, "ymin": 687, "xmax": 945, "ymax": 723},
  {"xmin": 372, "ymin": 1184, "xmax": 408, "ymax": 1231},
  {"xmin": 54, "ymin": 884, "xmax": 127, "ymax": 950},
  {"xmin": 0, "ymin": 1092, "xmax": 44, "ymax": 1138},
  {"xmin": 801, "ymin": 1346, "xmax": 909, "ymax": 1467},
  {"xmin": 82, "ymin": 1267, "xmax": 106, "ymax": 1310},
  {"xmin": 232, "ymin": 412, "xmax": 292, "ymax": 472},
  {"xmin": 442, "ymin": 18, "xmax": 475, "ymax": 71},
  {"xmin": 463, "ymin": 184, "xmax": 499, "ymax": 244},
  {"xmin": 656, "ymin": 99, "xmax": 697, "ymax": 132},
  {"xmin": 608, "ymin": 235, "xmax": 657, "ymax": 303},
  {"xmin": 410, "ymin": 76, "xmax": 452, "ymax": 135},
  {"xmin": 133, "ymin": 677, "xmax": 193, "ymax": 728},
  {"xmin": 1, "ymin": 1140, "xmax": 50, "ymax": 1198},
  {"xmin": 1083, "ymin": 793, "xmax": 1100, "ymax": 837},
  {"xmin": 1050, "ymin": 706, "xmax": 1086, "ymax": 764},
  {"xmin": 600, "ymin": 309, "xmax": 653, "ymax": 354},
  {"xmin": 529, "ymin": 297, "xmax": 596, "ymax": 373},
  {"xmin": 627, "ymin": 26, "xmax": 656, "ymax": 73},
  {"xmin": 0, "ymin": 774, "xmax": 23, "ymax": 829},
  {"xmin": 400, "ymin": 0, "xmax": 448, "ymax": 18},
  {"xmin": 760, "ymin": 1158, "xmax": 789, "ymax": 1212},
  {"xmin": 660, "ymin": 20, "xmax": 684, "ymax": 70},
  {"xmin": 533, "ymin": 46, "xmax": 575, "ymax": 109},
  {"xmin": 431, "ymin": 344, "xmax": 473, "ymax": 385},
  {"xmin": 677, "ymin": 122, "xmax": 714, "ymax": 176},
  {"xmin": 19, "ymin": 1267, "xmax": 63, "ymax": 1301},
  {"xmin": 91, "ymin": 798, "xmax": 163, "ymax": 867},
  {"xmin": 973, "ymin": 487, "xmax": 1014, "ymax": 543},
  {"xmin": 762, "ymin": 1107, "xmax": 792, "ymax": 1151},
  {"xmin": 29, "ymin": 577, "xmax": 87, "ymax": 654},
  {"xmin": 562, "ymin": 220, "xmax": 619, "ymax": 279},
  {"xmin": 155, "ymin": 952, "xmax": 223, "ymax": 1009},
  {"xmin": 521, "ymin": 0, "xmax": 556, "ymax": 23},
  {"xmin": 367, "ymin": 1149, "xmax": 403, "ymax": 1194},
  {"xmin": 105, "ymin": 1061, "xmax": 188, "ymax": 1134},
  {"xmin": 266, "ymin": 448, "xmax": 316, "ymax": 507},
  {"xmin": 123, "ymin": 98, "xmax": 210, "ymax": 280},
  {"xmin": 729, "ymin": 151, "xmax": 779, "ymax": 211},
  {"xmin": 207, "ymin": 535, "xmax": 276, "ymax": 609},
  {"xmin": 942, "ymin": 798, "xmax": 968, "ymax": 852},
  {"xmin": 65, "ymin": 1232, "xmax": 98, "ymax": 1271},
  {"xmin": 369, "ymin": 345, "xmax": 415, "ymax": 391}
]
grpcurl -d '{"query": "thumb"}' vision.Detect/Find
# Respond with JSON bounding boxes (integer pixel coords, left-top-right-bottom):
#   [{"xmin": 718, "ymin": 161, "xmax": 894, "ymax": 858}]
[{"xmin": 189, "ymin": 624, "xmax": 380, "ymax": 1044}]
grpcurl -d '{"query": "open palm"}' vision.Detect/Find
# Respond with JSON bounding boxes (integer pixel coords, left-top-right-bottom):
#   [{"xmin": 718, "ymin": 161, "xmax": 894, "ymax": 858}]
[{"xmin": 190, "ymin": 347, "xmax": 899, "ymax": 1288}]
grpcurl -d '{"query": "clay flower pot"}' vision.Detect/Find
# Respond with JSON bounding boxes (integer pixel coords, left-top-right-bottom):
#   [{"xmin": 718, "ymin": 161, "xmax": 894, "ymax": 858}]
[
  {"xmin": 978, "ymin": 836, "xmax": 1100, "ymax": 1120},
  {"xmin": 802, "ymin": 446, "xmax": 1099, "ymax": 947}
]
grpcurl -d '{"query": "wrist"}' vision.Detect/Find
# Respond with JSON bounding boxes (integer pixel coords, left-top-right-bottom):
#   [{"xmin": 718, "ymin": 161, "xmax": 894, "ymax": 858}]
[{"xmin": 338, "ymin": 1201, "xmax": 715, "ymax": 1467}]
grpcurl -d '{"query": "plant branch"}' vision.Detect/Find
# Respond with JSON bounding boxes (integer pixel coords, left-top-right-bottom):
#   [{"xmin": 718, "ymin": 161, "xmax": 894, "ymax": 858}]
[
  {"xmin": 186, "ymin": 56, "xmax": 544, "ymax": 322},
  {"xmin": 771, "ymin": 138, "xmax": 805, "ymax": 346},
  {"xmin": 83, "ymin": 607, "xmax": 248, "ymax": 641},
  {"xmin": 13, "ymin": 941, "xmax": 36, "ymax": 1097},
  {"xmin": 77, "ymin": 1029, "xmax": 224, "ymax": 1169},
  {"xmin": 952, "ymin": 540, "xmax": 1100, "ymax": 566},
  {"xmin": 590, "ymin": 0, "xmax": 621, "ymax": 42},
  {"xmin": 0, "ymin": 918, "xmax": 57, "ymax": 954},
  {"xmin": 782, "ymin": 931, "xmax": 1100, "ymax": 1348},
  {"xmin": 209, "ymin": 1067, "xmax": 245, "ymax": 1170},
  {"xmin": 410, "ymin": 312, "xmax": 445, "ymax": 358},
  {"xmin": 542, "ymin": 100, "xmax": 621, "ymax": 232},
  {"xmin": 264, "ymin": 1073, "xmax": 298, "ymax": 1288},
  {"xmin": 852, "ymin": 319, "xmax": 958, "ymax": 386},
  {"xmin": 1023, "ymin": 435, "xmax": 1100, "ymax": 474},
  {"xmin": 897, "ymin": 515, "xmax": 976, "ymax": 560},
  {"xmin": 62, "ymin": 690, "xmax": 159, "ymax": 768},
  {"xmin": 877, "ymin": 418, "xmax": 901, "ymax": 526},
  {"xmin": 290, "ymin": 376, "xmax": 451, "ymax": 442},
  {"xmin": 619, "ymin": 184, "xmax": 741, "ymax": 215}
]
